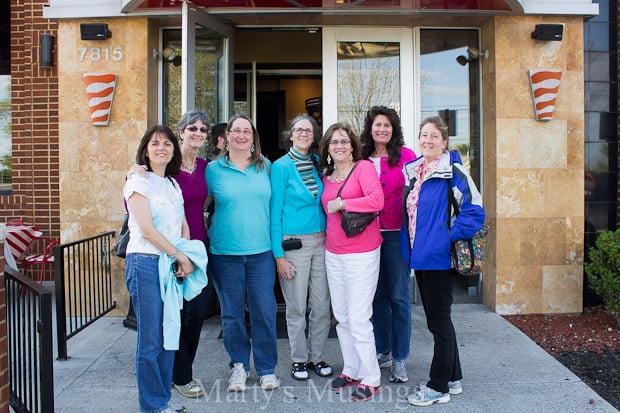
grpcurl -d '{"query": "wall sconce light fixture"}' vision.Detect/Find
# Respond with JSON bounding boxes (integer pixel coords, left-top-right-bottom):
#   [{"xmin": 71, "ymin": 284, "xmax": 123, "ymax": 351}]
[
  {"xmin": 456, "ymin": 47, "xmax": 489, "ymax": 66},
  {"xmin": 153, "ymin": 47, "xmax": 182, "ymax": 66},
  {"xmin": 80, "ymin": 23, "xmax": 112, "ymax": 41},
  {"xmin": 531, "ymin": 24, "xmax": 563, "ymax": 41},
  {"xmin": 40, "ymin": 33, "xmax": 55, "ymax": 67}
]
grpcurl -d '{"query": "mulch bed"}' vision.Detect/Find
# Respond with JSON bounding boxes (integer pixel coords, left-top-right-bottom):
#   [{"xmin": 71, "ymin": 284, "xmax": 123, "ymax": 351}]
[{"xmin": 504, "ymin": 306, "xmax": 620, "ymax": 410}]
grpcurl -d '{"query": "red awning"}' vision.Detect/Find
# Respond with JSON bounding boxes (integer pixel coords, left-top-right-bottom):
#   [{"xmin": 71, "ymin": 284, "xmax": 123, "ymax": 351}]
[{"xmin": 133, "ymin": 0, "xmax": 514, "ymax": 12}]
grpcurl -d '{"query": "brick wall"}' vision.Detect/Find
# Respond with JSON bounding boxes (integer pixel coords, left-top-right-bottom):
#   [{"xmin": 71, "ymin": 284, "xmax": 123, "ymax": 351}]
[
  {"xmin": 0, "ymin": 1, "xmax": 59, "ymax": 410},
  {"xmin": 2, "ymin": 0, "xmax": 59, "ymax": 267}
]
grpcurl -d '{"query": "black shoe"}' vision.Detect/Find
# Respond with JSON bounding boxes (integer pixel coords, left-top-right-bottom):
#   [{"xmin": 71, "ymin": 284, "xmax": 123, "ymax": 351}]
[
  {"xmin": 328, "ymin": 373, "xmax": 360, "ymax": 391},
  {"xmin": 351, "ymin": 384, "xmax": 381, "ymax": 402},
  {"xmin": 291, "ymin": 362, "xmax": 308, "ymax": 380},
  {"xmin": 308, "ymin": 361, "xmax": 333, "ymax": 377}
]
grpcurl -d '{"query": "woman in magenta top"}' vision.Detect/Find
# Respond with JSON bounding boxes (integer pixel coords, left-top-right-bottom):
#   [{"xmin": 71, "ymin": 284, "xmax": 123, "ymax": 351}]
[
  {"xmin": 318, "ymin": 122, "xmax": 384, "ymax": 402},
  {"xmin": 361, "ymin": 106, "xmax": 416, "ymax": 383}
]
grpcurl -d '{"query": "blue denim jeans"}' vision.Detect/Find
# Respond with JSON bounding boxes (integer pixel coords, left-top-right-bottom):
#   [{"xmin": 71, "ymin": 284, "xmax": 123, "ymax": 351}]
[
  {"xmin": 210, "ymin": 251, "xmax": 278, "ymax": 376},
  {"xmin": 372, "ymin": 230, "xmax": 412, "ymax": 360},
  {"xmin": 125, "ymin": 253, "xmax": 175, "ymax": 413}
]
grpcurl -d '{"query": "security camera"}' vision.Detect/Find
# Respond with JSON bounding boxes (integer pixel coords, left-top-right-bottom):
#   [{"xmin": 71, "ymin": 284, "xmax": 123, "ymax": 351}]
[{"xmin": 456, "ymin": 46, "xmax": 488, "ymax": 66}]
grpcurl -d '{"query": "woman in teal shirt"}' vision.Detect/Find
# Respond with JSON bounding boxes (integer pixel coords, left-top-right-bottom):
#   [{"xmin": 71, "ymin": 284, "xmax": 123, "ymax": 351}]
[
  {"xmin": 205, "ymin": 114, "xmax": 279, "ymax": 392},
  {"xmin": 270, "ymin": 114, "xmax": 333, "ymax": 381}
]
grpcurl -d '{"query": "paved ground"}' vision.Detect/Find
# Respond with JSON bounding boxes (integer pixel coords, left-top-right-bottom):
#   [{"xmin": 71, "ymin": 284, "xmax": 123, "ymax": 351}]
[{"xmin": 51, "ymin": 304, "xmax": 618, "ymax": 413}]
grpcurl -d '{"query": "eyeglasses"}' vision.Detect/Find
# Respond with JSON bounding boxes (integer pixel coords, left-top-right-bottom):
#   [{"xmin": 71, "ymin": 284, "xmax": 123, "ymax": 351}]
[
  {"xmin": 292, "ymin": 128, "xmax": 313, "ymax": 136},
  {"xmin": 229, "ymin": 128, "xmax": 253, "ymax": 137},
  {"xmin": 186, "ymin": 126, "xmax": 208, "ymax": 133},
  {"xmin": 329, "ymin": 139, "xmax": 351, "ymax": 146}
]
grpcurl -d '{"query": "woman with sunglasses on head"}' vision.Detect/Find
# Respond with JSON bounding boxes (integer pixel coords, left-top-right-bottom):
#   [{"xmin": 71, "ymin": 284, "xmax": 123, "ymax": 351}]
[
  {"xmin": 206, "ymin": 114, "xmax": 280, "ymax": 392},
  {"xmin": 318, "ymin": 123, "xmax": 384, "ymax": 402},
  {"xmin": 128, "ymin": 109, "xmax": 213, "ymax": 400},
  {"xmin": 270, "ymin": 114, "xmax": 333, "ymax": 382}
]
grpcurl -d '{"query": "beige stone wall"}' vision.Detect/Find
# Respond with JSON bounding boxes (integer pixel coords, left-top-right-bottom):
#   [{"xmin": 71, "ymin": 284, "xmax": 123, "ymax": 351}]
[
  {"xmin": 482, "ymin": 16, "xmax": 585, "ymax": 314},
  {"xmin": 57, "ymin": 18, "xmax": 154, "ymax": 316}
]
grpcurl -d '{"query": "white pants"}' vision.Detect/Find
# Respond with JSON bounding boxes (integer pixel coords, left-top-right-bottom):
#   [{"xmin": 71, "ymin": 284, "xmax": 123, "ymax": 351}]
[{"xmin": 325, "ymin": 247, "xmax": 381, "ymax": 387}]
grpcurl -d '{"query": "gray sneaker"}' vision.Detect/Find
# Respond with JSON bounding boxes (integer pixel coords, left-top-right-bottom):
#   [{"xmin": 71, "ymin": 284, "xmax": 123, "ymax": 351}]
[
  {"xmin": 173, "ymin": 379, "xmax": 204, "ymax": 398},
  {"xmin": 388, "ymin": 359, "xmax": 408, "ymax": 383},
  {"xmin": 448, "ymin": 380, "xmax": 463, "ymax": 395},
  {"xmin": 376, "ymin": 352, "xmax": 393, "ymax": 369}
]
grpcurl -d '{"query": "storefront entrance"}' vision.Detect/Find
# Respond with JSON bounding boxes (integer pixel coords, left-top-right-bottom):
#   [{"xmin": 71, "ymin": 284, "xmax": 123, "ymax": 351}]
[{"xmin": 158, "ymin": 5, "xmax": 483, "ymax": 302}]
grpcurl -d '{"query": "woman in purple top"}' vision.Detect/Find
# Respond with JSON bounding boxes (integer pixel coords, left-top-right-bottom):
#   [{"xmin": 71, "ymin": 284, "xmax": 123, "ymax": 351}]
[
  {"xmin": 361, "ymin": 106, "xmax": 416, "ymax": 383},
  {"xmin": 128, "ymin": 109, "xmax": 212, "ymax": 400}
]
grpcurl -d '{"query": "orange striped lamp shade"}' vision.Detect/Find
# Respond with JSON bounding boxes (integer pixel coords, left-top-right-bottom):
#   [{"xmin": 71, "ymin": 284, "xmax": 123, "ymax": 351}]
[
  {"xmin": 528, "ymin": 69, "xmax": 562, "ymax": 121},
  {"xmin": 83, "ymin": 72, "xmax": 118, "ymax": 126}
]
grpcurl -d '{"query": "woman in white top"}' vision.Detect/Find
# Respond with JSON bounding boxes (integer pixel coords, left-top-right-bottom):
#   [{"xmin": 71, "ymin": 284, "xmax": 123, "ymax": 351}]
[{"xmin": 124, "ymin": 124, "xmax": 193, "ymax": 413}]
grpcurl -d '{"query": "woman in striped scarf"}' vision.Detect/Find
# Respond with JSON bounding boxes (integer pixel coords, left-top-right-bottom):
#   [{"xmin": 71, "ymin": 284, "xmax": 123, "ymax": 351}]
[{"xmin": 270, "ymin": 114, "xmax": 333, "ymax": 382}]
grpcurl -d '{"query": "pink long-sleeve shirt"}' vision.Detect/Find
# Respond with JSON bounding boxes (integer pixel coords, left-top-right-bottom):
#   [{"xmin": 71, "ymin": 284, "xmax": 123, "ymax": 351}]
[{"xmin": 321, "ymin": 160, "xmax": 384, "ymax": 254}]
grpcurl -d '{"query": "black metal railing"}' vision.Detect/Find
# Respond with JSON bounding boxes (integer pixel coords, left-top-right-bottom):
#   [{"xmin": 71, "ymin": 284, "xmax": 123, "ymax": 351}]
[
  {"xmin": 54, "ymin": 231, "xmax": 117, "ymax": 360},
  {"xmin": 5, "ymin": 266, "xmax": 54, "ymax": 413}
]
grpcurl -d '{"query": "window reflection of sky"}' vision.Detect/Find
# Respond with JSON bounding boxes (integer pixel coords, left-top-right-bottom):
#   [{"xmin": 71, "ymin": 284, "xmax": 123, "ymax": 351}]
[{"xmin": 420, "ymin": 47, "xmax": 470, "ymax": 142}]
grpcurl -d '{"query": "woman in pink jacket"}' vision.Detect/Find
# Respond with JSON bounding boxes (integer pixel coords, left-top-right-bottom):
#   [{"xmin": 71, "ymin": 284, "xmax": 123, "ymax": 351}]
[
  {"xmin": 361, "ymin": 106, "xmax": 416, "ymax": 383},
  {"xmin": 318, "ymin": 122, "xmax": 384, "ymax": 402}
]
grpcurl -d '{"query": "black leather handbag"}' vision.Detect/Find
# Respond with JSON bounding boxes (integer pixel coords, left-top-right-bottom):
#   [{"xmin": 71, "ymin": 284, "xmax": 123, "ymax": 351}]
[
  {"xmin": 336, "ymin": 162, "xmax": 378, "ymax": 238},
  {"xmin": 113, "ymin": 214, "xmax": 130, "ymax": 258}
]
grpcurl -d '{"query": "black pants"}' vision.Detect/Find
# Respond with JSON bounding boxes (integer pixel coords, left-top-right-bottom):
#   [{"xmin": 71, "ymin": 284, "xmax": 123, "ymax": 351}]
[
  {"xmin": 172, "ymin": 284, "xmax": 210, "ymax": 385},
  {"xmin": 172, "ymin": 243, "xmax": 220, "ymax": 386},
  {"xmin": 415, "ymin": 269, "xmax": 462, "ymax": 393}
]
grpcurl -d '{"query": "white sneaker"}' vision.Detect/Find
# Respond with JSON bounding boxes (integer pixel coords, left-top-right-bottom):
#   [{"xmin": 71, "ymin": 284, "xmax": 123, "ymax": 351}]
[
  {"xmin": 448, "ymin": 380, "xmax": 463, "ymax": 395},
  {"xmin": 407, "ymin": 384, "xmax": 450, "ymax": 406},
  {"xmin": 259, "ymin": 374, "xmax": 281, "ymax": 390},
  {"xmin": 228, "ymin": 363, "xmax": 248, "ymax": 392}
]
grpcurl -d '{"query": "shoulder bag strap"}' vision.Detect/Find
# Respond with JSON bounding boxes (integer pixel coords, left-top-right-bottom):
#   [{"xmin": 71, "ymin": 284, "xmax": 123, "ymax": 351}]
[
  {"xmin": 446, "ymin": 166, "xmax": 460, "ymax": 228},
  {"xmin": 336, "ymin": 161, "xmax": 360, "ymax": 198}
]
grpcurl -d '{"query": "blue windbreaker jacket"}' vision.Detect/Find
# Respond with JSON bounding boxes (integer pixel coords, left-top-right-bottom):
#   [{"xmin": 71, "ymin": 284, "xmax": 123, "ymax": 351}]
[{"xmin": 400, "ymin": 151, "xmax": 486, "ymax": 270}]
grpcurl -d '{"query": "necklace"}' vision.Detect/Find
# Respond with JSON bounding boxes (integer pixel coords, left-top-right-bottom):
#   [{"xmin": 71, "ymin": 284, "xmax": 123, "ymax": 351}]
[
  {"xmin": 181, "ymin": 160, "xmax": 196, "ymax": 173},
  {"xmin": 329, "ymin": 162, "xmax": 353, "ymax": 183}
]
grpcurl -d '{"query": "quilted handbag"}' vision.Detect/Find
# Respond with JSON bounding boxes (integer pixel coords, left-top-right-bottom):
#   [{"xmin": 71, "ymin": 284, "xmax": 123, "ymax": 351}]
[
  {"xmin": 451, "ymin": 224, "xmax": 488, "ymax": 276},
  {"xmin": 447, "ymin": 175, "xmax": 487, "ymax": 276}
]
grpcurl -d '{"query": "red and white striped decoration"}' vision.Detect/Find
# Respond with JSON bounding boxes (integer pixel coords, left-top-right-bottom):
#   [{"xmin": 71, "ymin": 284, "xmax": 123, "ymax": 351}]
[
  {"xmin": 83, "ymin": 72, "xmax": 118, "ymax": 126},
  {"xmin": 528, "ymin": 69, "xmax": 562, "ymax": 121},
  {"xmin": 4, "ymin": 224, "xmax": 43, "ymax": 270}
]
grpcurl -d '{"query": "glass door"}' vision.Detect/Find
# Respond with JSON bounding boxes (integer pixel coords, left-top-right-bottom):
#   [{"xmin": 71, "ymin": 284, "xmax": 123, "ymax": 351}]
[
  {"xmin": 182, "ymin": 2, "xmax": 233, "ymax": 123},
  {"xmin": 322, "ymin": 27, "xmax": 414, "ymax": 142}
]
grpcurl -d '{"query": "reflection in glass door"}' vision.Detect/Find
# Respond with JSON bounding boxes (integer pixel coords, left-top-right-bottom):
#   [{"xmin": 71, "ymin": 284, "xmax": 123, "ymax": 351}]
[
  {"xmin": 419, "ymin": 29, "xmax": 481, "ymax": 187},
  {"xmin": 162, "ymin": 28, "xmax": 227, "ymax": 130},
  {"xmin": 323, "ymin": 27, "xmax": 414, "ymax": 141},
  {"xmin": 336, "ymin": 41, "xmax": 400, "ymax": 134},
  {"xmin": 420, "ymin": 29, "xmax": 482, "ymax": 302}
]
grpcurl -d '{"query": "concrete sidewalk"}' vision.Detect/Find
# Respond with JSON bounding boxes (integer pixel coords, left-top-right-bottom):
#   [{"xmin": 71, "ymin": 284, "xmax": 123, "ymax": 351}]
[{"xmin": 52, "ymin": 304, "xmax": 617, "ymax": 412}]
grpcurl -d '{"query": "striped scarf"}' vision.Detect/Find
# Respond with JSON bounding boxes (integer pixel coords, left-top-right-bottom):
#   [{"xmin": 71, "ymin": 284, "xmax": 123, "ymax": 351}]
[{"xmin": 288, "ymin": 148, "xmax": 318, "ymax": 197}]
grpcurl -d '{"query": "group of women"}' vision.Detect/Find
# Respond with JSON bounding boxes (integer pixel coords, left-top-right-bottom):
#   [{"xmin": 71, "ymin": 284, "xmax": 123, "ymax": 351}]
[{"xmin": 123, "ymin": 105, "xmax": 486, "ymax": 412}]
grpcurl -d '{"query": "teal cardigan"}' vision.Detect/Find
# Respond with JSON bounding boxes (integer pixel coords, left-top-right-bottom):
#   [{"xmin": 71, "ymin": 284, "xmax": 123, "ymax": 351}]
[{"xmin": 270, "ymin": 153, "xmax": 326, "ymax": 258}]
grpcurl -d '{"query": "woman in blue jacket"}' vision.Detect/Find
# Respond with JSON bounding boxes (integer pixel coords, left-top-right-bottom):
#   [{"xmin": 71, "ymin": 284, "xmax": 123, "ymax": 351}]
[
  {"xmin": 270, "ymin": 114, "xmax": 333, "ymax": 381},
  {"xmin": 400, "ymin": 116, "xmax": 485, "ymax": 407}
]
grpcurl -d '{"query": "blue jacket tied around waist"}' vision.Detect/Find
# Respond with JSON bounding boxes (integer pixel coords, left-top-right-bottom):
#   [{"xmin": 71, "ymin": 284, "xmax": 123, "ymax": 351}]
[{"xmin": 158, "ymin": 238, "xmax": 208, "ymax": 350}]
